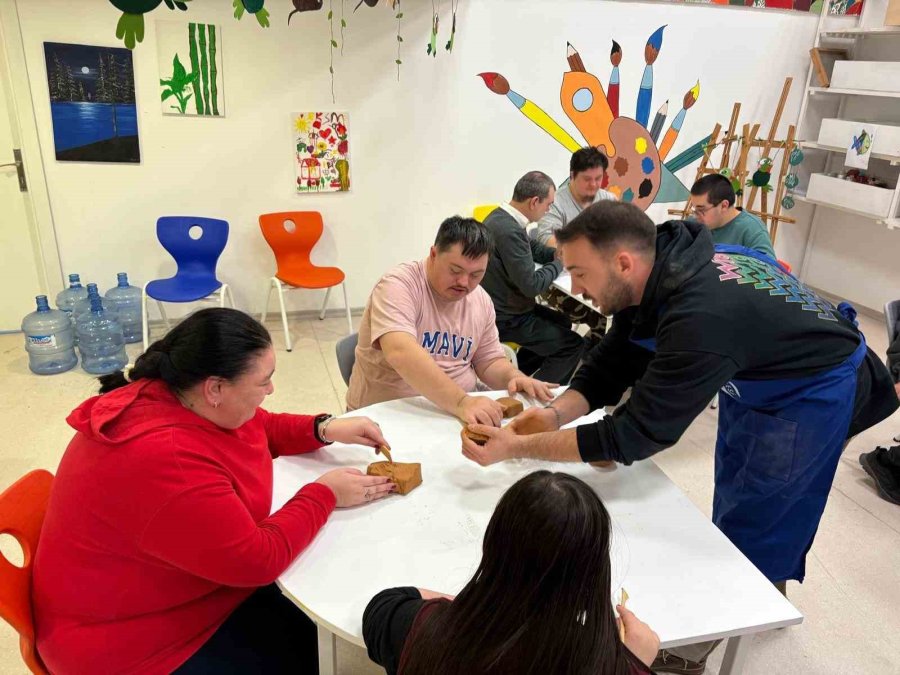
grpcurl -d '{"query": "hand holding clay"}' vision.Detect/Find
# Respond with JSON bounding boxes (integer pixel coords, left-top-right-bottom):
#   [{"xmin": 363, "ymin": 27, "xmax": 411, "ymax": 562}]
[
  {"xmin": 315, "ymin": 468, "xmax": 395, "ymax": 507},
  {"xmin": 507, "ymin": 406, "xmax": 559, "ymax": 436},
  {"xmin": 617, "ymin": 604, "xmax": 660, "ymax": 668},
  {"xmin": 367, "ymin": 444, "xmax": 422, "ymax": 495},
  {"xmin": 460, "ymin": 424, "xmax": 521, "ymax": 466},
  {"xmin": 324, "ymin": 416, "xmax": 388, "ymax": 448},
  {"xmin": 456, "ymin": 395, "xmax": 503, "ymax": 427}
]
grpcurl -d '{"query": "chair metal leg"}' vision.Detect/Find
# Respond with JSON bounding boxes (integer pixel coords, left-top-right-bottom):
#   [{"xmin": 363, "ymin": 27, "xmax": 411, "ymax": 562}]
[
  {"xmin": 218, "ymin": 285, "xmax": 227, "ymax": 308},
  {"xmin": 341, "ymin": 281, "xmax": 352, "ymax": 334},
  {"xmin": 261, "ymin": 278, "xmax": 275, "ymax": 324},
  {"xmin": 711, "ymin": 393, "xmax": 719, "ymax": 410},
  {"xmin": 156, "ymin": 301, "xmax": 171, "ymax": 330},
  {"xmin": 141, "ymin": 286, "xmax": 150, "ymax": 351},
  {"xmin": 319, "ymin": 286, "xmax": 333, "ymax": 321},
  {"xmin": 225, "ymin": 285, "xmax": 236, "ymax": 308},
  {"xmin": 275, "ymin": 280, "xmax": 292, "ymax": 352}
]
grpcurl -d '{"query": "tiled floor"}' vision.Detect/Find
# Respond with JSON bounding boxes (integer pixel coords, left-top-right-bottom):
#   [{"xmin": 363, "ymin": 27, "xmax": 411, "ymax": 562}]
[{"xmin": 1, "ymin": 313, "xmax": 899, "ymax": 674}]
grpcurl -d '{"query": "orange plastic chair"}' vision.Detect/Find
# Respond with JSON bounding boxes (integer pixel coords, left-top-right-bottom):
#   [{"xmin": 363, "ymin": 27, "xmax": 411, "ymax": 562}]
[
  {"xmin": 0, "ymin": 469, "xmax": 54, "ymax": 675},
  {"xmin": 259, "ymin": 212, "xmax": 351, "ymax": 351}
]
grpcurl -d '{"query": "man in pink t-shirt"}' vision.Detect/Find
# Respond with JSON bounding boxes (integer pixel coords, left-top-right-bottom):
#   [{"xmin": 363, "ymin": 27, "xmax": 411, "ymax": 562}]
[{"xmin": 346, "ymin": 216, "xmax": 557, "ymax": 425}]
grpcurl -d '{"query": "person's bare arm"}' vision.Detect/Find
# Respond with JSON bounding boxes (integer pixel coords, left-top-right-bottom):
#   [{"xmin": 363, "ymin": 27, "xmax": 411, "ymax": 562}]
[{"xmin": 380, "ymin": 331, "xmax": 502, "ymax": 425}]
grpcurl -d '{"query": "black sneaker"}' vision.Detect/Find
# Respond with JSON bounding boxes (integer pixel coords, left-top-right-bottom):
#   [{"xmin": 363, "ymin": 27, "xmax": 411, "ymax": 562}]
[
  {"xmin": 859, "ymin": 448, "xmax": 900, "ymax": 505},
  {"xmin": 651, "ymin": 650, "xmax": 706, "ymax": 675}
]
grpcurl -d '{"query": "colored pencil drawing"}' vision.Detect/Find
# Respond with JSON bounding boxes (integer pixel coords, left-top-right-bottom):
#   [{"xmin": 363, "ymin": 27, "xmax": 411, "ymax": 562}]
[
  {"xmin": 43, "ymin": 42, "xmax": 140, "ymax": 163},
  {"xmin": 157, "ymin": 21, "xmax": 224, "ymax": 116},
  {"xmin": 294, "ymin": 112, "xmax": 351, "ymax": 193},
  {"xmin": 652, "ymin": 0, "xmax": 862, "ymax": 13},
  {"xmin": 478, "ymin": 29, "xmax": 705, "ymax": 210}
]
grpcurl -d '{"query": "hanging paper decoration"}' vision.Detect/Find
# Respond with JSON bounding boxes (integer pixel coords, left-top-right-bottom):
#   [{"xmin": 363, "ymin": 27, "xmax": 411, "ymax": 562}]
[
  {"xmin": 445, "ymin": 0, "xmax": 458, "ymax": 52},
  {"xmin": 719, "ymin": 167, "xmax": 742, "ymax": 195},
  {"xmin": 782, "ymin": 144, "xmax": 804, "ymax": 210},
  {"xmin": 232, "ymin": 0, "xmax": 270, "ymax": 27},
  {"xmin": 748, "ymin": 157, "xmax": 774, "ymax": 191},
  {"xmin": 426, "ymin": 2, "xmax": 439, "ymax": 57},
  {"xmin": 109, "ymin": 0, "xmax": 188, "ymax": 50},
  {"xmin": 289, "ymin": 0, "xmax": 324, "ymax": 23}
]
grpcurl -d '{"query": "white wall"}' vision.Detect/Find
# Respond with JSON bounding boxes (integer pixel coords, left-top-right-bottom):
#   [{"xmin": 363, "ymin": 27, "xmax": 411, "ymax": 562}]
[{"xmin": 15, "ymin": 0, "xmax": 820, "ymax": 315}]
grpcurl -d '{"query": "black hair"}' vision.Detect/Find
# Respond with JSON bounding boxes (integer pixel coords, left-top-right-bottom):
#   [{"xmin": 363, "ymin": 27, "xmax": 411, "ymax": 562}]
[
  {"xmin": 690, "ymin": 174, "xmax": 736, "ymax": 208},
  {"xmin": 434, "ymin": 215, "xmax": 493, "ymax": 259},
  {"xmin": 399, "ymin": 471, "xmax": 633, "ymax": 675},
  {"xmin": 98, "ymin": 308, "xmax": 272, "ymax": 394},
  {"xmin": 556, "ymin": 201, "xmax": 656, "ymax": 257},
  {"xmin": 512, "ymin": 171, "xmax": 556, "ymax": 202},
  {"xmin": 570, "ymin": 147, "xmax": 609, "ymax": 175}
]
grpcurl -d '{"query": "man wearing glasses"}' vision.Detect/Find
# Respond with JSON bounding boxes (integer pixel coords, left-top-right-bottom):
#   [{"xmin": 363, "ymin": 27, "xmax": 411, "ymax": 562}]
[{"xmin": 689, "ymin": 174, "xmax": 775, "ymax": 258}]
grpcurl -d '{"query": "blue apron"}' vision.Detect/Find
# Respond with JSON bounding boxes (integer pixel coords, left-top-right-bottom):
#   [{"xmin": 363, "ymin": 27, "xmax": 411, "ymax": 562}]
[{"xmin": 711, "ymin": 245, "xmax": 866, "ymax": 582}]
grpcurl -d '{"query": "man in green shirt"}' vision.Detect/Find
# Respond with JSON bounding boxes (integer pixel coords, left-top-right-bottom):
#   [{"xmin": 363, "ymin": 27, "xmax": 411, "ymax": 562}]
[{"xmin": 689, "ymin": 174, "xmax": 775, "ymax": 258}]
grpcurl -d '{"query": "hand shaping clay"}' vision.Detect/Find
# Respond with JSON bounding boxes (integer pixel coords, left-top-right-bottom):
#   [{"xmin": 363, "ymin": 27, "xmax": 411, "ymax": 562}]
[
  {"xmin": 367, "ymin": 461, "xmax": 422, "ymax": 495},
  {"xmin": 376, "ymin": 444, "xmax": 393, "ymax": 463},
  {"xmin": 496, "ymin": 396, "xmax": 524, "ymax": 418},
  {"xmin": 512, "ymin": 414, "xmax": 554, "ymax": 436},
  {"xmin": 463, "ymin": 425, "xmax": 490, "ymax": 446}
]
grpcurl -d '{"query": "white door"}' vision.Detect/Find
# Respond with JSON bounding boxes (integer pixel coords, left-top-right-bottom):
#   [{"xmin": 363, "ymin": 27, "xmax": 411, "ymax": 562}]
[{"xmin": 0, "ymin": 16, "xmax": 47, "ymax": 331}]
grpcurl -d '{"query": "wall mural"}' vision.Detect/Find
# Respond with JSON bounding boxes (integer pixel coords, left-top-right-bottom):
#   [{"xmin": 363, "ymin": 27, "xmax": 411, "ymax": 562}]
[{"xmin": 478, "ymin": 27, "xmax": 708, "ymax": 209}]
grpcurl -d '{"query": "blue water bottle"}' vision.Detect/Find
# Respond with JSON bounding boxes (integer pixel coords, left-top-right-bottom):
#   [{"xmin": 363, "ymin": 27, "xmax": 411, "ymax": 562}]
[
  {"xmin": 55, "ymin": 274, "xmax": 89, "ymax": 317},
  {"xmin": 73, "ymin": 283, "xmax": 117, "ymax": 323},
  {"xmin": 22, "ymin": 295, "xmax": 78, "ymax": 375},
  {"xmin": 105, "ymin": 273, "xmax": 142, "ymax": 344},
  {"xmin": 76, "ymin": 294, "xmax": 128, "ymax": 375}
]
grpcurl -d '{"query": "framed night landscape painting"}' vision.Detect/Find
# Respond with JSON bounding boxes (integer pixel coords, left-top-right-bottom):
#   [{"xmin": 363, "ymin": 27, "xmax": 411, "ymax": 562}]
[{"xmin": 43, "ymin": 42, "xmax": 140, "ymax": 163}]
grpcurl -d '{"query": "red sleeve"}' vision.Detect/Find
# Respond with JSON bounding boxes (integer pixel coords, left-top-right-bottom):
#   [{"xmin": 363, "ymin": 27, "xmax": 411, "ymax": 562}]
[
  {"xmin": 257, "ymin": 408, "xmax": 325, "ymax": 457},
  {"xmin": 140, "ymin": 470, "xmax": 336, "ymax": 587}
]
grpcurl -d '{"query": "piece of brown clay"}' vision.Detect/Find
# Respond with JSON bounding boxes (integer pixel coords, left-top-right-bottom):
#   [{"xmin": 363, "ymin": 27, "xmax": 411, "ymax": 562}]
[
  {"xmin": 496, "ymin": 396, "xmax": 524, "ymax": 418},
  {"xmin": 376, "ymin": 444, "xmax": 393, "ymax": 464},
  {"xmin": 367, "ymin": 461, "xmax": 422, "ymax": 495},
  {"xmin": 590, "ymin": 460, "xmax": 616, "ymax": 469},
  {"xmin": 463, "ymin": 425, "xmax": 490, "ymax": 446}
]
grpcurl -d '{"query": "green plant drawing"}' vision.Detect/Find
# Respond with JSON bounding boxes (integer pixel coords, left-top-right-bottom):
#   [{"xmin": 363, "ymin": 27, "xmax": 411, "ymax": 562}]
[
  {"xmin": 198, "ymin": 24, "xmax": 211, "ymax": 114},
  {"xmin": 208, "ymin": 25, "xmax": 219, "ymax": 115},
  {"xmin": 160, "ymin": 53, "xmax": 198, "ymax": 114},
  {"xmin": 187, "ymin": 23, "xmax": 203, "ymax": 113}
]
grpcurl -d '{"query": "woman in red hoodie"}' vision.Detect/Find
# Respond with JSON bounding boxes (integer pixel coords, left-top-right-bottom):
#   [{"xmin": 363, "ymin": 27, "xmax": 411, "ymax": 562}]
[{"xmin": 33, "ymin": 308, "xmax": 394, "ymax": 674}]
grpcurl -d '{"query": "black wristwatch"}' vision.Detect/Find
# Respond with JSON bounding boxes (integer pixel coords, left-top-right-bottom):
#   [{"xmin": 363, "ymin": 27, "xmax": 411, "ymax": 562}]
[{"xmin": 313, "ymin": 414, "xmax": 334, "ymax": 445}]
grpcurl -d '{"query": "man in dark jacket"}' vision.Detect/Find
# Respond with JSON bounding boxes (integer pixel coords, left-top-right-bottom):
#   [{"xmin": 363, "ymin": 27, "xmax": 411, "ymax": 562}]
[
  {"xmin": 480, "ymin": 171, "xmax": 585, "ymax": 384},
  {"xmin": 858, "ymin": 314, "xmax": 900, "ymax": 505},
  {"xmin": 462, "ymin": 201, "xmax": 898, "ymax": 671}
]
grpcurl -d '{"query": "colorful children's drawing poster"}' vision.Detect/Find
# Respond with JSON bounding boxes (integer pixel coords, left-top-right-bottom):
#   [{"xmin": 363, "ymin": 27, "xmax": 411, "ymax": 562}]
[
  {"xmin": 845, "ymin": 127, "xmax": 876, "ymax": 169},
  {"xmin": 665, "ymin": 0, "xmax": 862, "ymax": 14},
  {"xmin": 293, "ymin": 112, "xmax": 350, "ymax": 193},
  {"xmin": 156, "ymin": 21, "xmax": 224, "ymax": 116},
  {"xmin": 43, "ymin": 42, "xmax": 140, "ymax": 163}
]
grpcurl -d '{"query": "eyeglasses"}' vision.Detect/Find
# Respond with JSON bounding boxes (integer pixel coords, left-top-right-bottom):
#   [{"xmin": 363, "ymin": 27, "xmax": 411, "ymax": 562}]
[{"xmin": 691, "ymin": 201, "xmax": 723, "ymax": 215}]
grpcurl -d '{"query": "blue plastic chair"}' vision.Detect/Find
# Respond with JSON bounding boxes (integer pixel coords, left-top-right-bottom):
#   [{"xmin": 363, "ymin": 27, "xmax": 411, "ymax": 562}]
[{"xmin": 142, "ymin": 216, "xmax": 235, "ymax": 349}]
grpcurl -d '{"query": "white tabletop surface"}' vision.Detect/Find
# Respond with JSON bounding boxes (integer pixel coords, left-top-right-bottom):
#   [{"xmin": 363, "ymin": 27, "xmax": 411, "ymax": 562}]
[{"xmin": 274, "ymin": 393, "xmax": 802, "ymax": 649}]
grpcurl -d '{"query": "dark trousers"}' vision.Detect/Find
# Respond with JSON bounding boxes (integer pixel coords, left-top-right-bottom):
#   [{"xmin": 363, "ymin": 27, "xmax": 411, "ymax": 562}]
[
  {"xmin": 496, "ymin": 305, "xmax": 586, "ymax": 385},
  {"xmin": 174, "ymin": 584, "xmax": 319, "ymax": 674}
]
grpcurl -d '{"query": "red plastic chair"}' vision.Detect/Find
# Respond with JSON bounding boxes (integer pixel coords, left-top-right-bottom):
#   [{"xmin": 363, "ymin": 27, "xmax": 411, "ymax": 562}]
[
  {"xmin": 0, "ymin": 470, "xmax": 54, "ymax": 674},
  {"xmin": 259, "ymin": 212, "xmax": 351, "ymax": 351},
  {"xmin": 777, "ymin": 259, "xmax": 792, "ymax": 274}
]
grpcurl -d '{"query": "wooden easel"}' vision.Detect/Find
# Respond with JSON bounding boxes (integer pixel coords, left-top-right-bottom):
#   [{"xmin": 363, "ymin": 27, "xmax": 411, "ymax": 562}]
[
  {"xmin": 741, "ymin": 79, "xmax": 797, "ymax": 245},
  {"xmin": 668, "ymin": 102, "xmax": 741, "ymax": 218}
]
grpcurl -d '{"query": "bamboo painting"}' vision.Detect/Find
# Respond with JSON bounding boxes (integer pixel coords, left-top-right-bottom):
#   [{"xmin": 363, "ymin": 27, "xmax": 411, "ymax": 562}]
[{"xmin": 157, "ymin": 21, "xmax": 225, "ymax": 116}]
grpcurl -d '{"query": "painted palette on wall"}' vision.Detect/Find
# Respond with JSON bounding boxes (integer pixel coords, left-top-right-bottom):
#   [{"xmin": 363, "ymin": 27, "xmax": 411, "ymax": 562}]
[
  {"xmin": 43, "ymin": 42, "xmax": 140, "ymax": 163},
  {"xmin": 293, "ymin": 112, "xmax": 350, "ymax": 193},
  {"xmin": 157, "ymin": 22, "xmax": 225, "ymax": 116},
  {"xmin": 677, "ymin": 0, "xmax": 862, "ymax": 14}
]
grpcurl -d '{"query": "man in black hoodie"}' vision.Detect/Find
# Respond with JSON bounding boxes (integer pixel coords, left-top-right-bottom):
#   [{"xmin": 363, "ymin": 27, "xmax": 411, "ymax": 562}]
[{"xmin": 461, "ymin": 201, "xmax": 897, "ymax": 670}]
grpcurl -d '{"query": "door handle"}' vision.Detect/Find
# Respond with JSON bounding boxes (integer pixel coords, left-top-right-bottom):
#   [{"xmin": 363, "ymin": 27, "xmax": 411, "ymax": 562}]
[{"xmin": 0, "ymin": 149, "xmax": 27, "ymax": 191}]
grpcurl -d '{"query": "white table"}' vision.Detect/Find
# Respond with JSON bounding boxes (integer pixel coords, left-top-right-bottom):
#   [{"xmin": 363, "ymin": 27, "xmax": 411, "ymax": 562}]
[{"xmin": 273, "ymin": 394, "xmax": 802, "ymax": 675}]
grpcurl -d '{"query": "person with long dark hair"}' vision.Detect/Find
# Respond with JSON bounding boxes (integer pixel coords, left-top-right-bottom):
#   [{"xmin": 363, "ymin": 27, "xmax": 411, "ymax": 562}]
[
  {"xmin": 33, "ymin": 308, "xmax": 395, "ymax": 674},
  {"xmin": 363, "ymin": 471, "xmax": 659, "ymax": 675}
]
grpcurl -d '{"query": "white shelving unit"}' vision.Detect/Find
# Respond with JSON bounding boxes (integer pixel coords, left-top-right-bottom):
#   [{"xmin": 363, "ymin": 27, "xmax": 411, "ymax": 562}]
[{"xmin": 795, "ymin": 0, "xmax": 900, "ymax": 278}]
